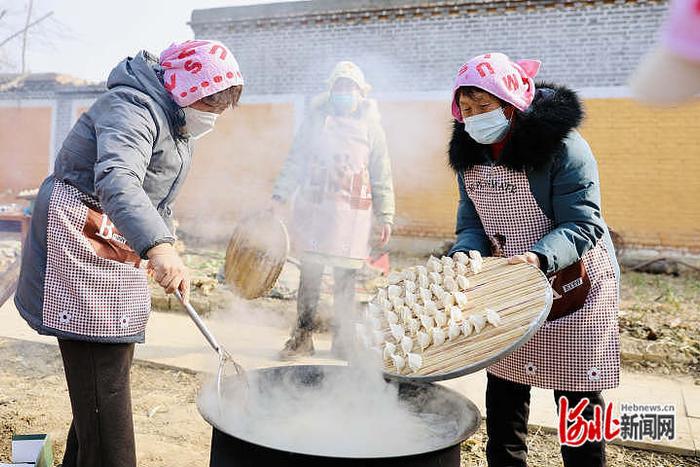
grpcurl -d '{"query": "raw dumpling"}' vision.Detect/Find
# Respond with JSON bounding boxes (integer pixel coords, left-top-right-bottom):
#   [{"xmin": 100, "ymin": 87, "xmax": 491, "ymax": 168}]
[
  {"xmin": 424, "ymin": 300, "xmax": 439, "ymax": 316},
  {"xmin": 442, "ymin": 266, "xmax": 456, "ymax": 278},
  {"xmin": 401, "ymin": 335, "xmax": 414, "ymax": 354},
  {"xmin": 427, "ymin": 256, "xmax": 443, "ymax": 273},
  {"xmin": 407, "ymin": 318, "xmax": 421, "ymax": 335},
  {"xmin": 378, "ymin": 298, "xmax": 392, "ymax": 312},
  {"xmin": 387, "ymin": 272, "xmax": 403, "ymax": 285},
  {"xmin": 416, "ymin": 265, "xmax": 428, "ymax": 277},
  {"xmin": 455, "ymin": 262, "xmax": 469, "ymax": 276},
  {"xmin": 404, "ymin": 291, "xmax": 417, "ymax": 307},
  {"xmin": 432, "ymin": 327, "xmax": 446, "ymax": 346},
  {"xmin": 441, "ymin": 293, "xmax": 455, "ymax": 309},
  {"xmin": 411, "ymin": 303, "xmax": 425, "ymax": 316},
  {"xmin": 468, "ymin": 250, "xmax": 482, "ymax": 261},
  {"xmin": 419, "ymin": 288, "xmax": 432, "ymax": 304},
  {"xmin": 429, "ymin": 283, "xmax": 445, "ymax": 299},
  {"xmin": 469, "ymin": 314, "xmax": 486, "ymax": 333},
  {"xmin": 454, "ymin": 291, "xmax": 468, "ymax": 309},
  {"xmin": 443, "ymin": 276, "xmax": 457, "ymax": 292},
  {"xmin": 417, "ymin": 330, "xmax": 431, "ymax": 350},
  {"xmin": 392, "ymin": 354, "xmax": 406, "ymax": 371},
  {"xmin": 461, "ymin": 320, "xmax": 473, "ymax": 337},
  {"xmin": 456, "ymin": 274, "xmax": 470, "ymax": 290},
  {"xmin": 386, "ymin": 311, "xmax": 399, "ymax": 325},
  {"xmin": 388, "ymin": 285, "xmax": 403, "ymax": 298},
  {"xmin": 404, "ymin": 280, "xmax": 417, "ymax": 294},
  {"xmin": 418, "ymin": 273, "xmax": 430, "ymax": 289},
  {"xmin": 441, "ymin": 255, "xmax": 455, "ymax": 270},
  {"xmin": 453, "ymin": 251, "xmax": 469, "ymax": 265},
  {"xmin": 448, "ymin": 320, "xmax": 461, "ymax": 340},
  {"xmin": 407, "ymin": 353, "xmax": 423, "ymax": 372},
  {"xmin": 403, "ymin": 268, "xmax": 417, "ymax": 282},
  {"xmin": 449, "ymin": 306, "xmax": 463, "ymax": 322},
  {"xmin": 468, "ymin": 251, "xmax": 484, "ymax": 274},
  {"xmin": 429, "ymin": 272, "xmax": 442, "ymax": 285},
  {"xmin": 384, "ymin": 341, "xmax": 396, "ymax": 359},
  {"xmin": 390, "ymin": 323, "xmax": 405, "ymax": 342},
  {"xmin": 434, "ymin": 310, "xmax": 447, "ymax": 327},
  {"xmin": 419, "ymin": 314, "xmax": 434, "ymax": 330},
  {"xmin": 391, "ymin": 296, "xmax": 405, "ymax": 310},
  {"xmin": 399, "ymin": 306, "xmax": 413, "ymax": 324},
  {"xmin": 486, "ymin": 308, "xmax": 502, "ymax": 327}
]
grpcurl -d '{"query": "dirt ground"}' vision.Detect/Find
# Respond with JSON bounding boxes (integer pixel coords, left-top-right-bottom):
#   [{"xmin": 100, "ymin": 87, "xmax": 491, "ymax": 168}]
[{"xmin": 1, "ymin": 338, "xmax": 698, "ymax": 467}]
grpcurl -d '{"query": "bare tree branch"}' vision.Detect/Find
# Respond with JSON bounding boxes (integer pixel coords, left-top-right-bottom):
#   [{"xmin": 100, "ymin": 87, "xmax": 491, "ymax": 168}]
[
  {"xmin": 20, "ymin": 0, "xmax": 34, "ymax": 73},
  {"xmin": 0, "ymin": 10, "xmax": 52, "ymax": 49}
]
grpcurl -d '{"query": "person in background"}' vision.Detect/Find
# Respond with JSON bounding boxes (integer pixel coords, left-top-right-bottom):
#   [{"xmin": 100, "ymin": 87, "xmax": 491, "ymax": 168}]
[
  {"xmin": 447, "ymin": 53, "xmax": 619, "ymax": 467},
  {"xmin": 272, "ymin": 61, "xmax": 395, "ymax": 358},
  {"xmin": 630, "ymin": 0, "xmax": 700, "ymax": 105},
  {"xmin": 14, "ymin": 40, "xmax": 244, "ymax": 467}
]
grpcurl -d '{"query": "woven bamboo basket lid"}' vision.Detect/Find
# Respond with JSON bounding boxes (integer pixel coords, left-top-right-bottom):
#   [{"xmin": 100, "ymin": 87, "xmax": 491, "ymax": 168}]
[
  {"xmin": 380, "ymin": 257, "xmax": 552, "ymax": 382},
  {"xmin": 224, "ymin": 212, "xmax": 290, "ymax": 299}
]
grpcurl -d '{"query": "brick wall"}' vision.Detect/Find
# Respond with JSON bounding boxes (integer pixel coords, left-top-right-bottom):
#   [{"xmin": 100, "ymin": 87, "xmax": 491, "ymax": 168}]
[{"xmin": 191, "ymin": 0, "xmax": 668, "ymax": 95}]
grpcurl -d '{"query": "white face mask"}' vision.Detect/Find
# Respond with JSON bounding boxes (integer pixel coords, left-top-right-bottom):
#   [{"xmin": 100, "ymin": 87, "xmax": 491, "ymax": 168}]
[
  {"xmin": 183, "ymin": 106, "xmax": 218, "ymax": 140},
  {"xmin": 463, "ymin": 107, "xmax": 511, "ymax": 144}
]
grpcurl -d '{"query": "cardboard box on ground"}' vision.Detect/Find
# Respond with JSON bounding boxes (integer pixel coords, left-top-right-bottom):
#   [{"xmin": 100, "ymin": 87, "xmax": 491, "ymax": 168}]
[{"xmin": 0, "ymin": 434, "xmax": 52, "ymax": 467}]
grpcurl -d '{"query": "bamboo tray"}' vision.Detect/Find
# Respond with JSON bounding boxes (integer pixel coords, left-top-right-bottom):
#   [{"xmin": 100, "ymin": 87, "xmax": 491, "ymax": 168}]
[
  {"xmin": 381, "ymin": 258, "xmax": 552, "ymax": 382},
  {"xmin": 224, "ymin": 212, "xmax": 289, "ymax": 299}
]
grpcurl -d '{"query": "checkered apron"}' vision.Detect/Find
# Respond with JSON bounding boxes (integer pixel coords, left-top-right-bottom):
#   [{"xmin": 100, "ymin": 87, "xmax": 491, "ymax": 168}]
[
  {"xmin": 464, "ymin": 165, "xmax": 620, "ymax": 391},
  {"xmin": 42, "ymin": 180, "xmax": 151, "ymax": 338}
]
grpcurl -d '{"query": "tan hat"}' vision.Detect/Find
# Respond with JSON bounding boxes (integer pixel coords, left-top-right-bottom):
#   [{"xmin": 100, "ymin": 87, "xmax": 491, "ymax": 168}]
[{"xmin": 326, "ymin": 61, "xmax": 371, "ymax": 95}]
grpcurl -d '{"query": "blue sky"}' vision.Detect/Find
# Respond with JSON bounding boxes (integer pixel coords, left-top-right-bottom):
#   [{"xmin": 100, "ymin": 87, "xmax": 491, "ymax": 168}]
[{"xmin": 0, "ymin": 0, "xmax": 302, "ymax": 81}]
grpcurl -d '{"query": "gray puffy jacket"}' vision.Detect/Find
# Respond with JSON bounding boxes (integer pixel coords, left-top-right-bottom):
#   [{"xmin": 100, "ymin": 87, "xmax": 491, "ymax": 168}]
[{"xmin": 15, "ymin": 50, "xmax": 192, "ymax": 341}]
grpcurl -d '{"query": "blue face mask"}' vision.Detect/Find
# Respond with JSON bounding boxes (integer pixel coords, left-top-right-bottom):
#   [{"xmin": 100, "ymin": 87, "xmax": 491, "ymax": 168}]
[
  {"xmin": 330, "ymin": 93, "xmax": 357, "ymax": 115},
  {"xmin": 463, "ymin": 107, "xmax": 511, "ymax": 144}
]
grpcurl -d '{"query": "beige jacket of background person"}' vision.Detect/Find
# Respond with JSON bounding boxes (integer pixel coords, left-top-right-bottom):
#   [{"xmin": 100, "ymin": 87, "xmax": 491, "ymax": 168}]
[{"xmin": 273, "ymin": 92, "xmax": 395, "ymax": 226}]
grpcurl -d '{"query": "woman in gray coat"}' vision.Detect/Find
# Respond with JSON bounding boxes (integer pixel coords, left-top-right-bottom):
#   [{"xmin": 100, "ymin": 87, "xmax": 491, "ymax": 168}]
[{"xmin": 14, "ymin": 40, "xmax": 244, "ymax": 467}]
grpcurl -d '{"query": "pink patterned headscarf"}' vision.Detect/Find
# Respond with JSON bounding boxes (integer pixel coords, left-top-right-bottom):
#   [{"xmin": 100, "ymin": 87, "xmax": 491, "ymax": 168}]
[
  {"xmin": 159, "ymin": 40, "xmax": 244, "ymax": 107},
  {"xmin": 451, "ymin": 53, "xmax": 542, "ymax": 122},
  {"xmin": 662, "ymin": 0, "xmax": 700, "ymax": 61}
]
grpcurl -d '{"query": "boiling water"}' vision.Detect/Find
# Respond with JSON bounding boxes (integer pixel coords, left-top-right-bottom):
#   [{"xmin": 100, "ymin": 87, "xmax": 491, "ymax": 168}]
[{"xmin": 198, "ymin": 365, "xmax": 466, "ymax": 458}]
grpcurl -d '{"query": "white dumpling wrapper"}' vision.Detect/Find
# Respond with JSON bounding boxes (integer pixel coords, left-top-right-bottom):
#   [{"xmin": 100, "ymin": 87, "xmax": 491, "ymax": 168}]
[
  {"xmin": 418, "ymin": 273, "xmax": 430, "ymax": 289},
  {"xmin": 419, "ymin": 288, "xmax": 432, "ymax": 304},
  {"xmin": 434, "ymin": 310, "xmax": 447, "ymax": 327},
  {"xmin": 425, "ymin": 300, "xmax": 439, "ymax": 316},
  {"xmin": 455, "ymin": 262, "xmax": 469, "ymax": 276},
  {"xmin": 387, "ymin": 285, "xmax": 402, "ymax": 299},
  {"xmin": 454, "ymin": 291, "xmax": 468, "ymax": 309},
  {"xmin": 392, "ymin": 354, "xmax": 405, "ymax": 371},
  {"xmin": 448, "ymin": 320, "xmax": 461, "ymax": 340},
  {"xmin": 384, "ymin": 341, "xmax": 396, "ymax": 359},
  {"xmin": 403, "ymin": 268, "xmax": 417, "ymax": 282},
  {"xmin": 417, "ymin": 330, "xmax": 431, "ymax": 350},
  {"xmin": 420, "ymin": 314, "xmax": 434, "ymax": 330},
  {"xmin": 387, "ymin": 272, "xmax": 403, "ymax": 285},
  {"xmin": 401, "ymin": 335, "xmax": 414, "ymax": 354},
  {"xmin": 407, "ymin": 318, "xmax": 420, "ymax": 335},
  {"xmin": 411, "ymin": 303, "xmax": 425, "ymax": 316},
  {"xmin": 386, "ymin": 310, "xmax": 399, "ymax": 325},
  {"xmin": 469, "ymin": 257, "xmax": 484, "ymax": 274},
  {"xmin": 390, "ymin": 323, "xmax": 405, "ymax": 342},
  {"xmin": 407, "ymin": 353, "xmax": 423, "ymax": 372},
  {"xmin": 390, "ymin": 296, "xmax": 405, "ymax": 310},
  {"xmin": 486, "ymin": 308, "xmax": 503, "ymax": 327},
  {"xmin": 416, "ymin": 265, "xmax": 428, "ymax": 277},
  {"xmin": 432, "ymin": 327, "xmax": 446, "ymax": 346},
  {"xmin": 404, "ymin": 280, "xmax": 417, "ymax": 294},
  {"xmin": 457, "ymin": 274, "xmax": 470, "ymax": 291},
  {"xmin": 443, "ymin": 276, "xmax": 457, "ymax": 292},
  {"xmin": 461, "ymin": 319, "xmax": 473, "ymax": 337},
  {"xmin": 376, "ymin": 288, "xmax": 388, "ymax": 302},
  {"xmin": 468, "ymin": 250, "xmax": 482, "ymax": 261},
  {"xmin": 453, "ymin": 251, "xmax": 469, "ymax": 265},
  {"xmin": 441, "ymin": 255, "xmax": 455, "ymax": 269},
  {"xmin": 404, "ymin": 291, "xmax": 417, "ymax": 307},
  {"xmin": 399, "ymin": 306, "xmax": 413, "ymax": 324},
  {"xmin": 427, "ymin": 256, "xmax": 443, "ymax": 273},
  {"xmin": 441, "ymin": 293, "xmax": 455, "ymax": 309},
  {"xmin": 450, "ymin": 306, "xmax": 463, "ymax": 322},
  {"xmin": 429, "ymin": 272, "xmax": 442, "ymax": 285},
  {"xmin": 469, "ymin": 314, "xmax": 486, "ymax": 333},
  {"xmin": 429, "ymin": 283, "xmax": 444, "ymax": 298}
]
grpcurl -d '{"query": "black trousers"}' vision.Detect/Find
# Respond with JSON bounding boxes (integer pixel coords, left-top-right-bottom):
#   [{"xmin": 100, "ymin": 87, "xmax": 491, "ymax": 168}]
[
  {"xmin": 58, "ymin": 339, "xmax": 136, "ymax": 467},
  {"xmin": 296, "ymin": 261, "xmax": 357, "ymax": 331},
  {"xmin": 486, "ymin": 373, "xmax": 606, "ymax": 467}
]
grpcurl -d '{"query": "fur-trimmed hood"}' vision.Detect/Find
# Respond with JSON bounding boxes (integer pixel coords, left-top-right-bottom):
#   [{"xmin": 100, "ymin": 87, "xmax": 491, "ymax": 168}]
[{"xmin": 448, "ymin": 83, "xmax": 584, "ymax": 172}]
